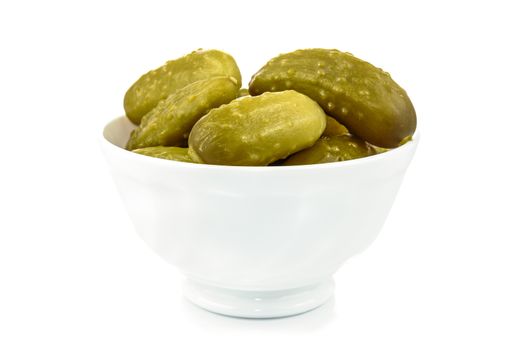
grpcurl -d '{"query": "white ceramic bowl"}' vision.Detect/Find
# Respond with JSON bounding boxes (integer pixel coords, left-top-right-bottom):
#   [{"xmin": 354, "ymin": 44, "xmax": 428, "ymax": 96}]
[{"xmin": 101, "ymin": 116, "xmax": 418, "ymax": 318}]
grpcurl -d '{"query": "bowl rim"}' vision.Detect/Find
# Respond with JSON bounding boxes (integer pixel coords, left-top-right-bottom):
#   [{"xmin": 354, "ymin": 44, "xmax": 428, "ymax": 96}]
[{"xmin": 101, "ymin": 115, "xmax": 419, "ymax": 172}]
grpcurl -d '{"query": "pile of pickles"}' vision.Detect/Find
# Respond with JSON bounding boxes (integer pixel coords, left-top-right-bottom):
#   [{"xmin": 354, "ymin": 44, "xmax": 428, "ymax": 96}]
[{"xmin": 124, "ymin": 49, "xmax": 416, "ymax": 166}]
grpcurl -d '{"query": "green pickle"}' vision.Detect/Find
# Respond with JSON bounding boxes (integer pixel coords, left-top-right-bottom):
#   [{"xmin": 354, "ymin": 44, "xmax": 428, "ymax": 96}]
[
  {"xmin": 124, "ymin": 49, "xmax": 242, "ymax": 125},
  {"xmin": 249, "ymin": 48, "xmax": 416, "ymax": 148},
  {"xmin": 188, "ymin": 91, "xmax": 326, "ymax": 166},
  {"xmin": 370, "ymin": 145, "xmax": 389, "ymax": 154},
  {"xmin": 123, "ymin": 47, "xmax": 417, "ymax": 165},
  {"xmin": 371, "ymin": 135, "xmax": 412, "ymax": 154},
  {"xmin": 126, "ymin": 76, "xmax": 239, "ymax": 150},
  {"xmin": 132, "ymin": 146, "xmax": 194, "ymax": 162},
  {"xmin": 237, "ymin": 88, "xmax": 250, "ymax": 98},
  {"xmin": 283, "ymin": 134, "xmax": 376, "ymax": 166},
  {"xmin": 323, "ymin": 115, "xmax": 349, "ymax": 137}
]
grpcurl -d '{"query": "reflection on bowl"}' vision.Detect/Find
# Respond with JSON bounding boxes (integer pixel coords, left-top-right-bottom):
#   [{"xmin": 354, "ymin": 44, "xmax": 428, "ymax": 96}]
[{"xmin": 101, "ymin": 116, "xmax": 418, "ymax": 318}]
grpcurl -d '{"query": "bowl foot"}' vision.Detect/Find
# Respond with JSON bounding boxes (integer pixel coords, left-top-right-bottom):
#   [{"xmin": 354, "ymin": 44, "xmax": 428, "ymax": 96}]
[{"xmin": 182, "ymin": 278, "xmax": 334, "ymax": 318}]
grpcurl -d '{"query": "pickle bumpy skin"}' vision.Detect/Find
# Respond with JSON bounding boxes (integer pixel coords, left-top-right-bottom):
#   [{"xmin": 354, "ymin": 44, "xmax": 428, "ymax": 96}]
[
  {"xmin": 188, "ymin": 91, "xmax": 326, "ymax": 166},
  {"xmin": 283, "ymin": 134, "xmax": 376, "ymax": 166},
  {"xmin": 249, "ymin": 48, "xmax": 416, "ymax": 148},
  {"xmin": 126, "ymin": 76, "xmax": 239, "ymax": 150},
  {"xmin": 124, "ymin": 49, "xmax": 242, "ymax": 125},
  {"xmin": 132, "ymin": 146, "xmax": 194, "ymax": 163}
]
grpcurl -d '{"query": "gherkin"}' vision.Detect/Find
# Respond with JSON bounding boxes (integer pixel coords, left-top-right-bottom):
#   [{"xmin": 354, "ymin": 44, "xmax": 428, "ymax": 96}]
[
  {"xmin": 126, "ymin": 76, "xmax": 239, "ymax": 150},
  {"xmin": 323, "ymin": 115, "xmax": 349, "ymax": 137},
  {"xmin": 188, "ymin": 91, "xmax": 326, "ymax": 166},
  {"xmin": 125, "ymin": 49, "xmax": 242, "ymax": 125},
  {"xmin": 283, "ymin": 134, "xmax": 376, "ymax": 166},
  {"xmin": 237, "ymin": 88, "xmax": 250, "ymax": 98},
  {"xmin": 132, "ymin": 146, "xmax": 194, "ymax": 163},
  {"xmin": 249, "ymin": 48, "xmax": 416, "ymax": 148}
]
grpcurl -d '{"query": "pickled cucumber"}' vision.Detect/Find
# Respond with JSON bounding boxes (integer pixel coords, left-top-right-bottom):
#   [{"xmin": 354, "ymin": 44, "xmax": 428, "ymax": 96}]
[
  {"xmin": 249, "ymin": 49, "xmax": 416, "ymax": 148},
  {"xmin": 124, "ymin": 49, "xmax": 242, "ymax": 125},
  {"xmin": 132, "ymin": 146, "xmax": 194, "ymax": 162},
  {"xmin": 188, "ymin": 91, "xmax": 326, "ymax": 166},
  {"xmin": 237, "ymin": 88, "xmax": 250, "ymax": 98},
  {"xmin": 126, "ymin": 76, "xmax": 239, "ymax": 150},
  {"xmin": 323, "ymin": 115, "xmax": 349, "ymax": 137},
  {"xmin": 283, "ymin": 134, "xmax": 376, "ymax": 165}
]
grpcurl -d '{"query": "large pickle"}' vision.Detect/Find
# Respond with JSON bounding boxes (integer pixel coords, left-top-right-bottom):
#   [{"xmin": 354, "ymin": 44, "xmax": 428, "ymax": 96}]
[
  {"xmin": 283, "ymin": 134, "xmax": 376, "ymax": 166},
  {"xmin": 249, "ymin": 49, "xmax": 416, "ymax": 148},
  {"xmin": 188, "ymin": 91, "xmax": 326, "ymax": 166},
  {"xmin": 126, "ymin": 77, "xmax": 239, "ymax": 150},
  {"xmin": 124, "ymin": 49, "xmax": 242, "ymax": 125},
  {"xmin": 132, "ymin": 146, "xmax": 194, "ymax": 163}
]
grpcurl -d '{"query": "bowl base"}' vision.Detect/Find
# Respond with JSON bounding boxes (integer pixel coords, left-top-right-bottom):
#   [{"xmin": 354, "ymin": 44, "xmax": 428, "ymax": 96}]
[{"xmin": 182, "ymin": 278, "xmax": 334, "ymax": 318}]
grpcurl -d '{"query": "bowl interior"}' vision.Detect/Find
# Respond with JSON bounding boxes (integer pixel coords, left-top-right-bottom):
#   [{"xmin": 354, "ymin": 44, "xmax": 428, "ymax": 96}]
[{"xmin": 103, "ymin": 117, "xmax": 136, "ymax": 149}]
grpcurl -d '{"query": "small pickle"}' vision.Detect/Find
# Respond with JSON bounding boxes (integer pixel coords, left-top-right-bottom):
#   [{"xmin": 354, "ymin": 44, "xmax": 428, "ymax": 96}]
[
  {"xmin": 126, "ymin": 76, "xmax": 239, "ymax": 150},
  {"xmin": 370, "ymin": 136, "xmax": 412, "ymax": 154},
  {"xmin": 132, "ymin": 146, "xmax": 194, "ymax": 163},
  {"xmin": 188, "ymin": 91, "xmax": 326, "ymax": 166},
  {"xmin": 124, "ymin": 49, "xmax": 242, "ymax": 125},
  {"xmin": 323, "ymin": 115, "xmax": 349, "ymax": 137},
  {"xmin": 249, "ymin": 48, "xmax": 416, "ymax": 148},
  {"xmin": 237, "ymin": 88, "xmax": 250, "ymax": 98},
  {"xmin": 283, "ymin": 134, "xmax": 376, "ymax": 166},
  {"xmin": 370, "ymin": 144, "xmax": 389, "ymax": 154}
]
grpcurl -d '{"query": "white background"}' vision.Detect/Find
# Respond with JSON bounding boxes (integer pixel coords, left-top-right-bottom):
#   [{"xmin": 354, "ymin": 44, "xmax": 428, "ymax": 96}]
[{"xmin": 1, "ymin": 0, "xmax": 524, "ymax": 349}]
